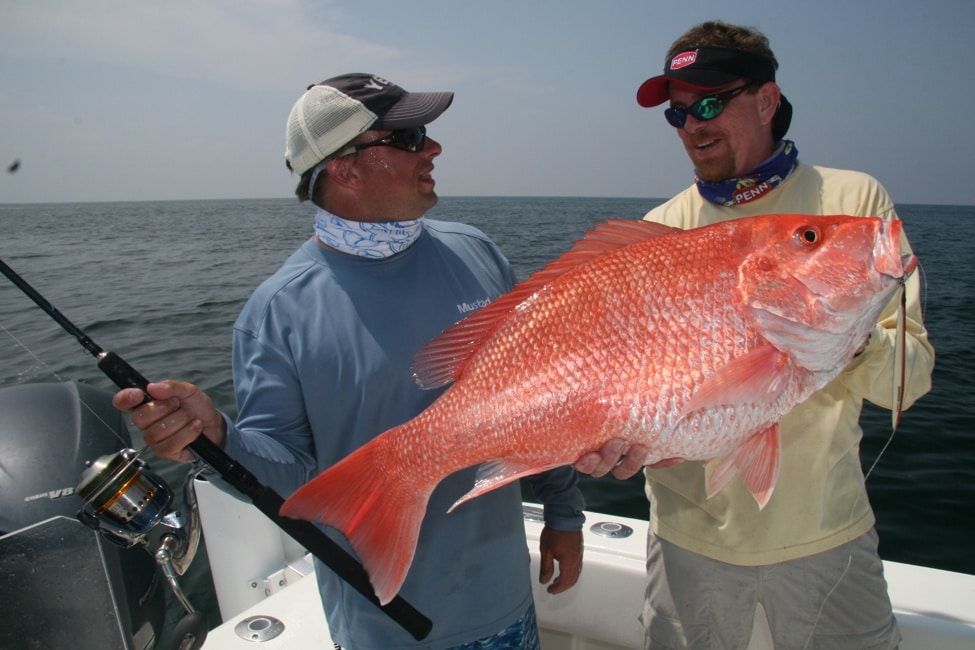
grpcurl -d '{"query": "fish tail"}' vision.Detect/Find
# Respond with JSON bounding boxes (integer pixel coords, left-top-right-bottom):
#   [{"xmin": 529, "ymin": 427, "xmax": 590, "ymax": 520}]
[{"xmin": 280, "ymin": 433, "xmax": 431, "ymax": 605}]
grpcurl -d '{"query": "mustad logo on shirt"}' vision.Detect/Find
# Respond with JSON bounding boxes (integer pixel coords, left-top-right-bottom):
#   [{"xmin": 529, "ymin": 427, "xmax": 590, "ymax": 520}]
[{"xmin": 457, "ymin": 297, "xmax": 492, "ymax": 315}]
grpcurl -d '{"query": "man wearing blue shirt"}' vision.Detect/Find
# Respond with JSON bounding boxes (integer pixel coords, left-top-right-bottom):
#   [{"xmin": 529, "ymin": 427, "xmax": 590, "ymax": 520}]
[{"xmin": 115, "ymin": 73, "xmax": 586, "ymax": 650}]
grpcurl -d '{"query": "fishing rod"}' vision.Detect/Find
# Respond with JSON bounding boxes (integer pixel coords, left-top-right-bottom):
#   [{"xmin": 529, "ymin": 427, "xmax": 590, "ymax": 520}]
[{"xmin": 0, "ymin": 257, "xmax": 432, "ymax": 641}]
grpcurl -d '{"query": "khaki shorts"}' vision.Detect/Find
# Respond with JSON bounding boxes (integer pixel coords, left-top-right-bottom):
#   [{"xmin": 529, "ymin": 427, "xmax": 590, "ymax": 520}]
[{"xmin": 641, "ymin": 529, "xmax": 900, "ymax": 649}]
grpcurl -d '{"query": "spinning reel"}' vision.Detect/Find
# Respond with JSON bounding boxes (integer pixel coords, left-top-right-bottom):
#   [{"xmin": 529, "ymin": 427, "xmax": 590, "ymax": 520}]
[{"xmin": 77, "ymin": 448, "xmax": 208, "ymax": 649}]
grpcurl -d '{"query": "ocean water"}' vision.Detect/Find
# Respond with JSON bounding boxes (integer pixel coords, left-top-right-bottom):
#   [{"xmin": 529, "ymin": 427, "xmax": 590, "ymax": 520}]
[{"xmin": 1, "ymin": 197, "xmax": 973, "ymax": 635}]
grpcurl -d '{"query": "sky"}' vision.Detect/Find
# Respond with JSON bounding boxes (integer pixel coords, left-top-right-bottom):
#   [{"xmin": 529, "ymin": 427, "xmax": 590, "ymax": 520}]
[{"xmin": 1, "ymin": 0, "xmax": 973, "ymax": 205}]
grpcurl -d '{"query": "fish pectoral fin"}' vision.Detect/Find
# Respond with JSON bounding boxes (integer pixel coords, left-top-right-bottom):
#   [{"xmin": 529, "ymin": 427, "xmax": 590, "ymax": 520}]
[
  {"xmin": 679, "ymin": 343, "xmax": 790, "ymax": 419},
  {"xmin": 448, "ymin": 459, "xmax": 560, "ymax": 513},
  {"xmin": 706, "ymin": 424, "xmax": 781, "ymax": 509}
]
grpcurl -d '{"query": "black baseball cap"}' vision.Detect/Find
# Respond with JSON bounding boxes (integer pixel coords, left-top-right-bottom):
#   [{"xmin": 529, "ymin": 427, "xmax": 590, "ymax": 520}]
[{"xmin": 636, "ymin": 47, "xmax": 792, "ymax": 139}]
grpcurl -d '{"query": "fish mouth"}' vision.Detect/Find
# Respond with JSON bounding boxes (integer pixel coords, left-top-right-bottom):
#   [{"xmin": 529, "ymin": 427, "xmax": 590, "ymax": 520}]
[
  {"xmin": 902, "ymin": 252, "xmax": 917, "ymax": 275},
  {"xmin": 873, "ymin": 219, "xmax": 915, "ymax": 279}
]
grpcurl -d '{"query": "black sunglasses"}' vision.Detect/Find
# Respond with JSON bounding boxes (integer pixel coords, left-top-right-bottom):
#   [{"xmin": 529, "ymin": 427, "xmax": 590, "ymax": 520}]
[
  {"xmin": 664, "ymin": 85, "xmax": 750, "ymax": 128},
  {"xmin": 337, "ymin": 126, "xmax": 427, "ymax": 157}
]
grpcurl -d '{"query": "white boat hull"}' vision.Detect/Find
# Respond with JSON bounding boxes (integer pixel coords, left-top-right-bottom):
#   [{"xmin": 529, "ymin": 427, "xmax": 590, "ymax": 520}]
[{"xmin": 196, "ymin": 480, "xmax": 975, "ymax": 649}]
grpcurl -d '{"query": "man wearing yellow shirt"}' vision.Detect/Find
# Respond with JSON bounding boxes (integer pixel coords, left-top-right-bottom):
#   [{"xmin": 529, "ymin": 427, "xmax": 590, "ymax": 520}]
[{"xmin": 615, "ymin": 20, "xmax": 933, "ymax": 649}]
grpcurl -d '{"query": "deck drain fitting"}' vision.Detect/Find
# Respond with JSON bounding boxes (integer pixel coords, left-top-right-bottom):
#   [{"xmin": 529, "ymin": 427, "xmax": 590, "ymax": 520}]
[
  {"xmin": 590, "ymin": 520, "xmax": 633, "ymax": 538},
  {"xmin": 234, "ymin": 615, "xmax": 286, "ymax": 642}
]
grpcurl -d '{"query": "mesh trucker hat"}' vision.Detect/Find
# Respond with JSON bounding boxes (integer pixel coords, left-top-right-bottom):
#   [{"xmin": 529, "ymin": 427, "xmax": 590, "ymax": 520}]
[
  {"xmin": 285, "ymin": 73, "xmax": 454, "ymax": 175},
  {"xmin": 637, "ymin": 46, "xmax": 792, "ymax": 140}
]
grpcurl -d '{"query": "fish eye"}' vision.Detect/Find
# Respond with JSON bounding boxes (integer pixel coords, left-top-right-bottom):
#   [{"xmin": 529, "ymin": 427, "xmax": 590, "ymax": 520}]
[{"xmin": 795, "ymin": 226, "xmax": 820, "ymax": 245}]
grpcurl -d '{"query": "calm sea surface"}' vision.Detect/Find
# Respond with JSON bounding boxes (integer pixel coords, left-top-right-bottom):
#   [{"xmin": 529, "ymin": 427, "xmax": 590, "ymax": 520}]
[{"xmin": 1, "ymin": 197, "xmax": 972, "ymax": 633}]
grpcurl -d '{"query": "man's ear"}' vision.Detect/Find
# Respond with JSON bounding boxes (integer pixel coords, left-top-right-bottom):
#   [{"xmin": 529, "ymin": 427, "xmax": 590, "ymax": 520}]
[
  {"xmin": 758, "ymin": 82, "xmax": 782, "ymax": 125},
  {"xmin": 326, "ymin": 156, "xmax": 359, "ymax": 189}
]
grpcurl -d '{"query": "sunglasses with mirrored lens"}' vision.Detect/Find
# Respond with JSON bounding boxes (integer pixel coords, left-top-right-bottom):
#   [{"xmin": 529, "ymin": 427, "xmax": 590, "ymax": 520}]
[
  {"xmin": 337, "ymin": 126, "xmax": 427, "ymax": 157},
  {"xmin": 664, "ymin": 86, "xmax": 749, "ymax": 128}
]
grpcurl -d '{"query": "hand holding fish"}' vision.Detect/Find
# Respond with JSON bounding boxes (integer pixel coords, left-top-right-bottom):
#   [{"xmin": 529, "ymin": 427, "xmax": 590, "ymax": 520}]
[
  {"xmin": 573, "ymin": 439, "xmax": 650, "ymax": 479},
  {"xmin": 113, "ymin": 380, "xmax": 227, "ymax": 463}
]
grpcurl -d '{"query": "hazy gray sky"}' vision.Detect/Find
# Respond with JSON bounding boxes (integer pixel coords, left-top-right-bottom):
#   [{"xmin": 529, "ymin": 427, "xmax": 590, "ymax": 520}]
[{"xmin": 1, "ymin": 0, "xmax": 972, "ymax": 205}]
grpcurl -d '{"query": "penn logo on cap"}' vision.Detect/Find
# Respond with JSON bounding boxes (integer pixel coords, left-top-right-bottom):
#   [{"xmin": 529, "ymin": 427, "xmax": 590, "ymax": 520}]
[{"xmin": 670, "ymin": 50, "xmax": 699, "ymax": 70}]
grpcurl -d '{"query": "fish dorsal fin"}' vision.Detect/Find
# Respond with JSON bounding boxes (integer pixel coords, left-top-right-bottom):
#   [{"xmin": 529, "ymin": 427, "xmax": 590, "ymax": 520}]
[
  {"xmin": 568, "ymin": 218, "xmax": 678, "ymax": 253},
  {"xmin": 413, "ymin": 219, "xmax": 679, "ymax": 389}
]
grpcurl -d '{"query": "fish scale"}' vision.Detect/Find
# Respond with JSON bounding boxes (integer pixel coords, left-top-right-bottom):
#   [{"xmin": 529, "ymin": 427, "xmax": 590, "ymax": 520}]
[{"xmin": 281, "ymin": 214, "xmax": 913, "ymax": 605}]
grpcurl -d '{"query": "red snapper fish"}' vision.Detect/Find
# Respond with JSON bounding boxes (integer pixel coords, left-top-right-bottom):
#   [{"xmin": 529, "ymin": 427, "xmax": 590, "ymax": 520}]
[{"xmin": 281, "ymin": 214, "xmax": 915, "ymax": 605}]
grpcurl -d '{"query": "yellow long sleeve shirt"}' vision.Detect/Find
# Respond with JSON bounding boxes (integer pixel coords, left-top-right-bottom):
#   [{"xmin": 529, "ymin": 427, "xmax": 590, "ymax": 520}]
[{"xmin": 643, "ymin": 162, "xmax": 935, "ymax": 564}]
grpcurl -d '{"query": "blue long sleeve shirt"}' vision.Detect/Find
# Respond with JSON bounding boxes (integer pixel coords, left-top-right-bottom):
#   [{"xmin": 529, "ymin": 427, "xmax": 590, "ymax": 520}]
[{"xmin": 220, "ymin": 219, "xmax": 585, "ymax": 649}]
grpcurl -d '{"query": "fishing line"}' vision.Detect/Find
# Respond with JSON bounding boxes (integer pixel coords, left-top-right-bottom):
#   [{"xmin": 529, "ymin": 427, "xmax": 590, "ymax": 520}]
[
  {"xmin": 800, "ymin": 554, "xmax": 853, "ymax": 650},
  {"xmin": 863, "ymin": 435, "xmax": 896, "ymax": 483},
  {"xmin": 0, "ymin": 321, "xmax": 63, "ymax": 380},
  {"xmin": 0, "ymin": 322, "xmax": 134, "ymax": 451},
  {"xmin": 863, "ymin": 258, "xmax": 928, "ymax": 483},
  {"xmin": 863, "ymin": 285, "xmax": 907, "ymax": 483}
]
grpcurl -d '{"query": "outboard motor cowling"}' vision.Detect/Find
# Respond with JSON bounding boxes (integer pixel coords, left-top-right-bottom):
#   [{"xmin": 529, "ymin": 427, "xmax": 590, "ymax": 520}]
[{"xmin": 0, "ymin": 381, "xmax": 136, "ymax": 532}]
